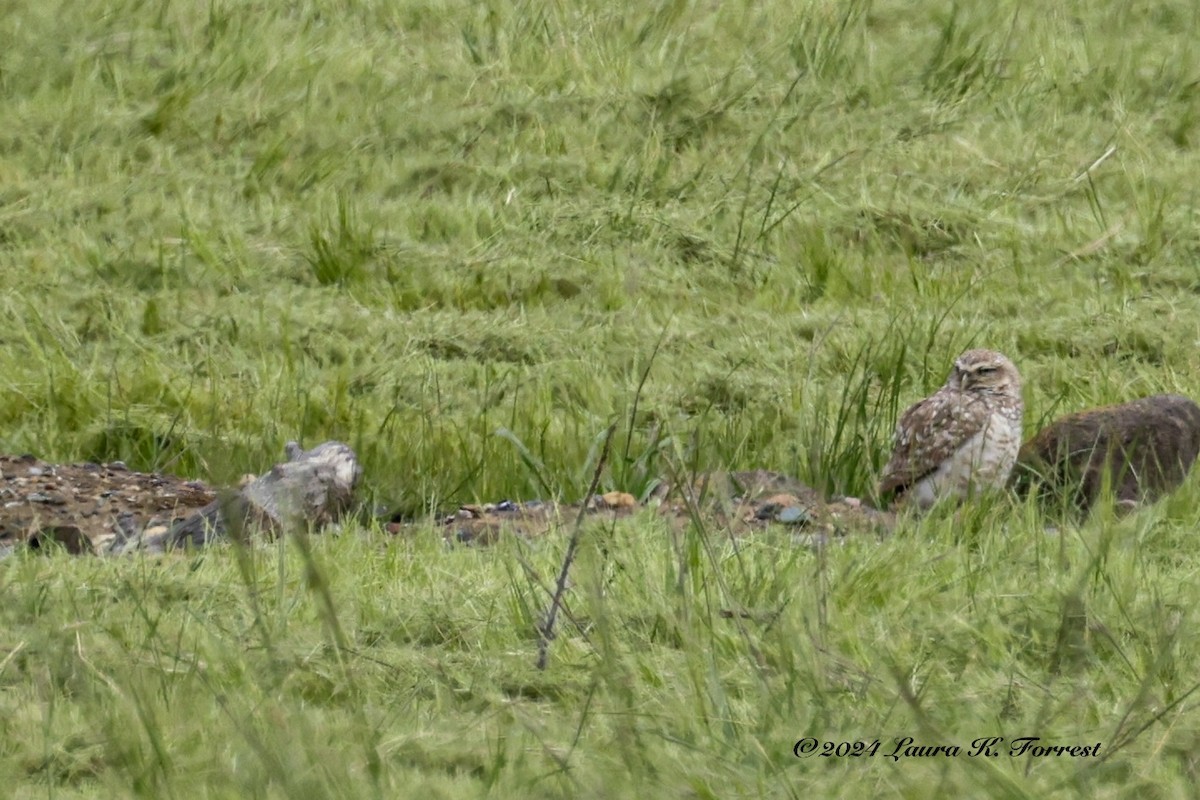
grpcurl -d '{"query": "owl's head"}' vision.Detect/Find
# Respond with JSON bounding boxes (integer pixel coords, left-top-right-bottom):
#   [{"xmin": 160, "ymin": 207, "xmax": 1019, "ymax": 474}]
[{"xmin": 947, "ymin": 349, "xmax": 1022, "ymax": 396}]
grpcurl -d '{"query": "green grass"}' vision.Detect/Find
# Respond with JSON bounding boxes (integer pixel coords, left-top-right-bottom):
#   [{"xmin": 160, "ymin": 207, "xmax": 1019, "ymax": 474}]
[{"xmin": 3, "ymin": 0, "xmax": 1200, "ymax": 795}]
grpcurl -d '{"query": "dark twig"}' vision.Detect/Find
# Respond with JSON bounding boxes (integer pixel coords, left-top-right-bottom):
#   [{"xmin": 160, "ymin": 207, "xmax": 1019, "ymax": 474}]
[
  {"xmin": 512, "ymin": 544, "xmax": 595, "ymax": 650},
  {"xmin": 535, "ymin": 423, "xmax": 617, "ymax": 670},
  {"xmin": 622, "ymin": 320, "xmax": 671, "ymax": 466}
]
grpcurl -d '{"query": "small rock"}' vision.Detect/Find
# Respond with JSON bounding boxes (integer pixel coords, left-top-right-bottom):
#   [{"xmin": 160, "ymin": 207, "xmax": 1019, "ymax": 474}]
[
  {"xmin": 777, "ymin": 506, "xmax": 811, "ymax": 525},
  {"xmin": 754, "ymin": 493, "xmax": 804, "ymax": 521},
  {"xmin": 597, "ymin": 491, "xmax": 636, "ymax": 510},
  {"xmin": 754, "ymin": 504, "xmax": 779, "ymax": 521}
]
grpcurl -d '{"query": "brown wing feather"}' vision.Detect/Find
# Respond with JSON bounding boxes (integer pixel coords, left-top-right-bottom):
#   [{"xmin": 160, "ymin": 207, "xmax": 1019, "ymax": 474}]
[{"xmin": 878, "ymin": 389, "xmax": 991, "ymax": 497}]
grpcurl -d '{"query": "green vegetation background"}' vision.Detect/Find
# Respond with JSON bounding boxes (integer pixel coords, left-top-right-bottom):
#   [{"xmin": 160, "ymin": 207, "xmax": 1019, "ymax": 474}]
[{"xmin": 2, "ymin": 0, "xmax": 1200, "ymax": 796}]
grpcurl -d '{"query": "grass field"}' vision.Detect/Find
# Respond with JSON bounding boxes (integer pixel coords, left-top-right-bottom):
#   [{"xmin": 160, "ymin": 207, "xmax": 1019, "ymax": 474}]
[{"xmin": 4, "ymin": 0, "xmax": 1200, "ymax": 795}]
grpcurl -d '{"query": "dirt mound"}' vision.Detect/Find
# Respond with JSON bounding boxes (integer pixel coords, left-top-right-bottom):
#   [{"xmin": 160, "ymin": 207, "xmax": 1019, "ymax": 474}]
[
  {"xmin": 0, "ymin": 442, "xmax": 361, "ymax": 557},
  {"xmin": 0, "ymin": 454, "xmax": 215, "ymax": 556},
  {"xmin": 392, "ymin": 470, "xmax": 895, "ymax": 547}
]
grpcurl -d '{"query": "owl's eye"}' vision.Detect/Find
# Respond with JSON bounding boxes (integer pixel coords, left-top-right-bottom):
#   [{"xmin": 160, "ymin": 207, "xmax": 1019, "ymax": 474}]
[{"xmin": 975, "ymin": 366, "xmax": 998, "ymax": 375}]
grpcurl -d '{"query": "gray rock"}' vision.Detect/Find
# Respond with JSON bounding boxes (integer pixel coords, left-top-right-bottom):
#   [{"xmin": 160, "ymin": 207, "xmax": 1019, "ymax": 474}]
[{"xmin": 115, "ymin": 441, "xmax": 361, "ymax": 554}]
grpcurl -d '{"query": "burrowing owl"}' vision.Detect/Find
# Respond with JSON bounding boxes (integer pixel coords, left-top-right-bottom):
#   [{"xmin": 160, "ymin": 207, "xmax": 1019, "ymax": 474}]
[
  {"xmin": 1011, "ymin": 394, "xmax": 1200, "ymax": 515},
  {"xmin": 879, "ymin": 349, "xmax": 1024, "ymax": 510}
]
